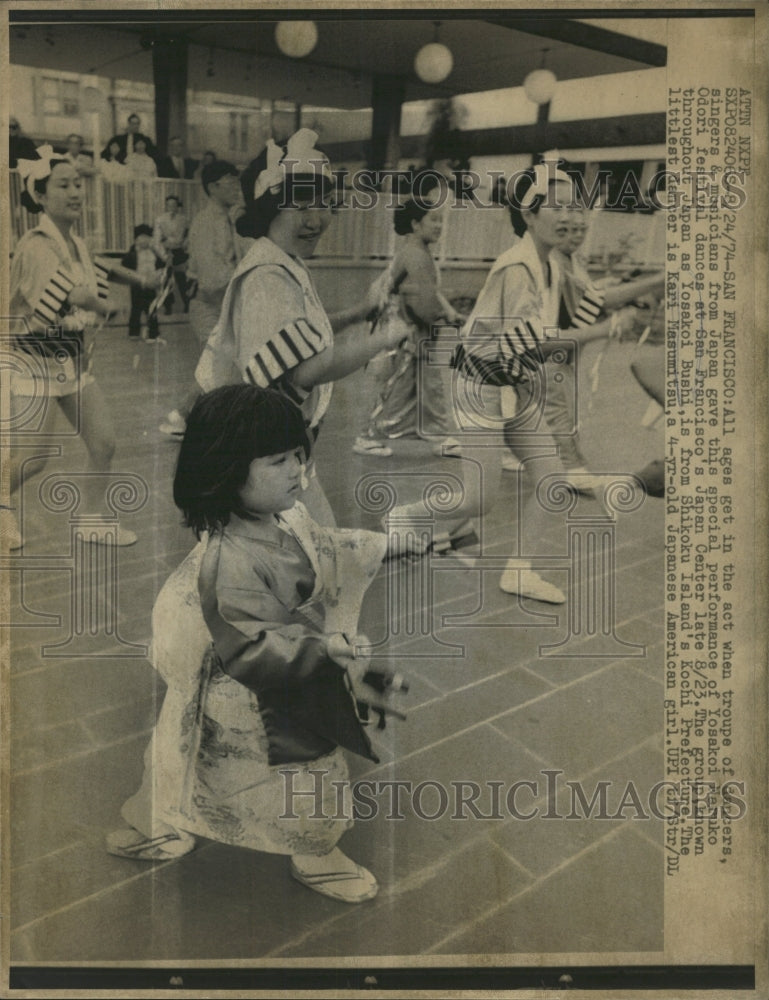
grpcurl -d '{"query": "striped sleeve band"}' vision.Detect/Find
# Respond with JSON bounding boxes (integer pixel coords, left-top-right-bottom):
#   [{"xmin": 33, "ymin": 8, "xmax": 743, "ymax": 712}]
[
  {"xmin": 93, "ymin": 258, "xmax": 111, "ymax": 300},
  {"xmin": 33, "ymin": 267, "xmax": 76, "ymax": 326},
  {"xmin": 245, "ymin": 319, "xmax": 326, "ymax": 389},
  {"xmin": 572, "ymin": 285, "xmax": 606, "ymax": 328}
]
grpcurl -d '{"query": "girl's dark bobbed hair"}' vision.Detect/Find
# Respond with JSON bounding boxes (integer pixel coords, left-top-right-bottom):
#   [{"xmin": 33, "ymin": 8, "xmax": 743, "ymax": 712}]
[
  {"xmin": 393, "ymin": 171, "xmax": 443, "ymax": 236},
  {"xmin": 173, "ymin": 384, "xmax": 311, "ymax": 537},
  {"xmin": 20, "ymin": 157, "xmax": 70, "ymax": 214},
  {"xmin": 236, "ymin": 144, "xmax": 334, "ymax": 240}
]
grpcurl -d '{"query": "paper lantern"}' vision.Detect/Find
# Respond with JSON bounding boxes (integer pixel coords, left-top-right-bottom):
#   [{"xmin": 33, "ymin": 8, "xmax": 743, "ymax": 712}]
[
  {"xmin": 414, "ymin": 42, "xmax": 453, "ymax": 84},
  {"xmin": 523, "ymin": 68, "xmax": 557, "ymax": 105},
  {"xmin": 275, "ymin": 21, "xmax": 318, "ymax": 59}
]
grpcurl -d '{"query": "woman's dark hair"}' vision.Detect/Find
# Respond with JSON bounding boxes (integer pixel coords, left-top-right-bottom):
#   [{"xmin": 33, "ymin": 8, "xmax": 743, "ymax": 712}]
[
  {"xmin": 20, "ymin": 157, "xmax": 71, "ymax": 214},
  {"xmin": 236, "ymin": 143, "xmax": 333, "ymax": 240},
  {"xmin": 173, "ymin": 385, "xmax": 311, "ymax": 537},
  {"xmin": 165, "ymin": 194, "xmax": 182, "ymax": 207},
  {"xmin": 201, "ymin": 159, "xmax": 237, "ymax": 197},
  {"xmin": 507, "ymin": 166, "xmax": 574, "ymax": 237},
  {"xmin": 393, "ymin": 171, "xmax": 443, "ymax": 236}
]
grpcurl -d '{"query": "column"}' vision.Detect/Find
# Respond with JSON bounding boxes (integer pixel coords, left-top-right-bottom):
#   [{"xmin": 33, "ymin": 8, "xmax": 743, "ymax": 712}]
[
  {"xmin": 152, "ymin": 37, "xmax": 188, "ymax": 154},
  {"xmin": 370, "ymin": 74, "xmax": 405, "ymax": 173}
]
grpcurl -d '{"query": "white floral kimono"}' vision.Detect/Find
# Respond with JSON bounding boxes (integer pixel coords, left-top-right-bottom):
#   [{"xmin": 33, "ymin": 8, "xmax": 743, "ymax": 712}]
[{"xmin": 120, "ymin": 502, "xmax": 387, "ymax": 856}]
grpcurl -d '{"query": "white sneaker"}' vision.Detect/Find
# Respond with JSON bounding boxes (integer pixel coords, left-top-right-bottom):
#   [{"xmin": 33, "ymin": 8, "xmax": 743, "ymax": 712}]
[
  {"xmin": 501, "ymin": 453, "xmax": 522, "ymax": 473},
  {"xmin": 499, "ymin": 566, "xmax": 566, "ymax": 603},
  {"xmin": 353, "ymin": 436, "xmax": 393, "ymax": 457},
  {"xmin": 159, "ymin": 409, "xmax": 186, "ymax": 438},
  {"xmin": 0, "ymin": 510, "xmax": 23, "ymax": 551},
  {"xmin": 562, "ymin": 468, "xmax": 605, "ymax": 493},
  {"xmin": 290, "ymin": 848, "xmax": 378, "ymax": 903}
]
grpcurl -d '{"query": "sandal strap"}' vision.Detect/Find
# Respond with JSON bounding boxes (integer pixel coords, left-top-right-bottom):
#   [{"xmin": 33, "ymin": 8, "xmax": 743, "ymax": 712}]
[{"xmin": 114, "ymin": 832, "xmax": 182, "ymax": 856}]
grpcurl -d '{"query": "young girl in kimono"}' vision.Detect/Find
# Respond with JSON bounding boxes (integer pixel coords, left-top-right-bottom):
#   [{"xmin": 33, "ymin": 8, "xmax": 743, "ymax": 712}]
[{"xmin": 107, "ymin": 385, "xmax": 415, "ymax": 903}]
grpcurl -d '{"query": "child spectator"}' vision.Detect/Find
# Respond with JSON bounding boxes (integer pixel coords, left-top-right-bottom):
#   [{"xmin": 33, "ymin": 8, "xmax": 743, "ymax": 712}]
[{"xmin": 121, "ymin": 224, "xmax": 164, "ymax": 341}]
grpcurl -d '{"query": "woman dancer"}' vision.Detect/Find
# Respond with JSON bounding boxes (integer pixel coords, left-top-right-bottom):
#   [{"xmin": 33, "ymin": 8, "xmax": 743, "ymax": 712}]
[
  {"xmin": 196, "ymin": 128, "xmax": 413, "ymax": 525},
  {"xmin": 353, "ymin": 181, "xmax": 462, "ymax": 458},
  {"xmin": 107, "ymin": 386, "xmax": 411, "ymax": 903},
  {"xmin": 4, "ymin": 149, "xmax": 158, "ymax": 549},
  {"xmin": 388, "ymin": 163, "xmax": 638, "ymax": 603},
  {"xmin": 540, "ymin": 203, "xmax": 664, "ymax": 489}
]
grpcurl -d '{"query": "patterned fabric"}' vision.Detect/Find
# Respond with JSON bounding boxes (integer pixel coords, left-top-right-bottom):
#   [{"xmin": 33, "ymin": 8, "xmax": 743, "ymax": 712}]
[
  {"xmin": 120, "ymin": 503, "xmax": 388, "ymax": 856},
  {"xmin": 360, "ymin": 259, "xmax": 453, "ymax": 440}
]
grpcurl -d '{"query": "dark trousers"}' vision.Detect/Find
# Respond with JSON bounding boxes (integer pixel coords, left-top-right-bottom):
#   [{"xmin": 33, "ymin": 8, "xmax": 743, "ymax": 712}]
[
  {"xmin": 164, "ymin": 250, "xmax": 189, "ymax": 314},
  {"xmin": 128, "ymin": 286, "xmax": 159, "ymax": 339}
]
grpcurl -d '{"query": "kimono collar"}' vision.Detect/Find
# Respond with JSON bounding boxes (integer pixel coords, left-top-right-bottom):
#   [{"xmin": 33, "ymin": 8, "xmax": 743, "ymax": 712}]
[
  {"xmin": 36, "ymin": 211, "xmax": 91, "ymax": 271},
  {"xmin": 489, "ymin": 231, "xmax": 554, "ymax": 293}
]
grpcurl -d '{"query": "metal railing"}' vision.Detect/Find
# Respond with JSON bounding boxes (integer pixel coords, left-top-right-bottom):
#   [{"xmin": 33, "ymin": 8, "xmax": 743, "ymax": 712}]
[{"xmin": 8, "ymin": 172, "xmax": 665, "ymax": 269}]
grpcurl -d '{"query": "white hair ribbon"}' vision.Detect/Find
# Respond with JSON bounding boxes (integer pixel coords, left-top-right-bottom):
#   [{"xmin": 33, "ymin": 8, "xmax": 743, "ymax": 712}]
[
  {"xmin": 252, "ymin": 128, "xmax": 331, "ymax": 201},
  {"xmin": 17, "ymin": 144, "xmax": 57, "ymax": 203},
  {"xmin": 519, "ymin": 158, "xmax": 572, "ymax": 210}
]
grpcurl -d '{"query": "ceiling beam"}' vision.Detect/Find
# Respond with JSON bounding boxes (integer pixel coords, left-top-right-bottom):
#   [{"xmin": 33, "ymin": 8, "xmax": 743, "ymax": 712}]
[
  {"xmin": 485, "ymin": 18, "xmax": 667, "ymax": 67},
  {"xmin": 323, "ymin": 113, "xmax": 666, "ymax": 164}
]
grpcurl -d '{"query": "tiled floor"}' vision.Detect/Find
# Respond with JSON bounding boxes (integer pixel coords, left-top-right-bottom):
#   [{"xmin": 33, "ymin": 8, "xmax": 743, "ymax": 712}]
[{"xmin": 7, "ymin": 309, "xmax": 665, "ymax": 964}]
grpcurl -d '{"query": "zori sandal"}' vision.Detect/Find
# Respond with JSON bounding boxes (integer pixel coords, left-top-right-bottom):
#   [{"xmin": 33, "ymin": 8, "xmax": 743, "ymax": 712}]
[
  {"xmin": 106, "ymin": 828, "xmax": 196, "ymax": 861},
  {"xmin": 290, "ymin": 849, "xmax": 379, "ymax": 903}
]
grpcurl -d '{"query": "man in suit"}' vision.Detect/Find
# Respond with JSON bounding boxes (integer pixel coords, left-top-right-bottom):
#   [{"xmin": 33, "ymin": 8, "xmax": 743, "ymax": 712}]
[
  {"xmin": 60, "ymin": 133, "xmax": 96, "ymax": 176},
  {"xmin": 156, "ymin": 136, "xmax": 198, "ymax": 179},
  {"xmin": 9, "ymin": 117, "xmax": 38, "ymax": 168},
  {"xmin": 101, "ymin": 113, "xmax": 157, "ymax": 164}
]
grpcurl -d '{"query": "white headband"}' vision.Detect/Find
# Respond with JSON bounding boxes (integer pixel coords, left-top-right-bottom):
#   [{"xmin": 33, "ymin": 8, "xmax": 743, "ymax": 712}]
[
  {"xmin": 253, "ymin": 128, "xmax": 331, "ymax": 201},
  {"xmin": 17, "ymin": 144, "xmax": 57, "ymax": 203},
  {"xmin": 519, "ymin": 160, "xmax": 572, "ymax": 210}
]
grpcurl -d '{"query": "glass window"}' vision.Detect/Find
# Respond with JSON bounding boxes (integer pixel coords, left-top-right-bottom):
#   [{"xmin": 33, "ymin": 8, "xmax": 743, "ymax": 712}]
[{"xmin": 62, "ymin": 80, "xmax": 79, "ymax": 116}]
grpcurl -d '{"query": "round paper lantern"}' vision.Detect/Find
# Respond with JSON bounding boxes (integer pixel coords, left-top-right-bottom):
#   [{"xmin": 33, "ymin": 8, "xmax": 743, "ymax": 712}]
[
  {"xmin": 523, "ymin": 68, "xmax": 557, "ymax": 105},
  {"xmin": 414, "ymin": 42, "xmax": 453, "ymax": 84},
  {"xmin": 275, "ymin": 20, "xmax": 318, "ymax": 59}
]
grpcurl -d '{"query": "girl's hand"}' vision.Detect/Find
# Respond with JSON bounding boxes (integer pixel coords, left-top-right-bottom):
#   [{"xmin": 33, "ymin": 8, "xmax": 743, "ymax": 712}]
[
  {"xmin": 327, "ymin": 632, "xmax": 371, "ymax": 676},
  {"xmin": 612, "ymin": 304, "xmax": 644, "ymax": 340},
  {"xmin": 364, "ymin": 272, "xmax": 389, "ymax": 316},
  {"xmin": 69, "ymin": 285, "xmax": 102, "ymax": 312}
]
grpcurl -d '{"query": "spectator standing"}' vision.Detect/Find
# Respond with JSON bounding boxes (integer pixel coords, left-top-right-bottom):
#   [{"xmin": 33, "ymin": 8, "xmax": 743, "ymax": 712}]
[
  {"xmin": 156, "ymin": 136, "xmax": 198, "ymax": 179},
  {"xmin": 101, "ymin": 113, "xmax": 157, "ymax": 164},
  {"xmin": 160, "ymin": 161, "xmax": 243, "ymax": 437},
  {"xmin": 125, "ymin": 138, "xmax": 158, "ymax": 181},
  {"xmin": 61, "ymin": 133, "xmax": 96, "ymax": 177},
  {"xmin": 152, "ymin": 194, "xmax": 189, "ymax": 314},
  {"xmin": 121, "ymin": 224, "xmax": 164, "ymax": 341},
  {"xmin": 9, "ymin": 117, "xmax": 38, "ymax": 168},
  {"xmin": 100, "ymin": 140, "xmax": 128, "ymax": 183},
  {"xmin": 192, "ymin": 150, "xmax": 217, "ymax": 183}
]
